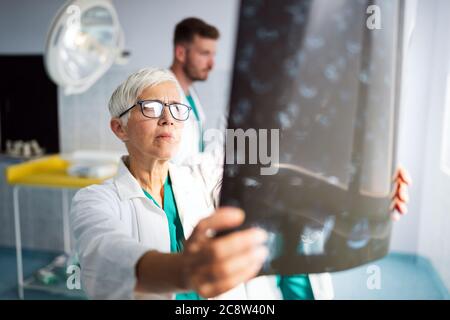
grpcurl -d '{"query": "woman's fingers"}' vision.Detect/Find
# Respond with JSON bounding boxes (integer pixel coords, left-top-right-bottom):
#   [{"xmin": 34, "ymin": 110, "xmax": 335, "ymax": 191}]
[
  {"xmin": 198, "ymin": 262, "xmax": 263, "ymax": 298},
  {"xmin": 188, "ymin": 227, "xmax": 268, "ymax": 270},
  {"xmin": 396, "ymin": 200, "xmax": 408, "ymax": 214},
  {"xmin": 390, "ymin": 176, "xmax": 408, "ymax": 220},
  {"xmin": 203, "ymin": 227, "xmax": 268, "ymax": 262},
  {"xmin": 216, "ymin": 246, "xmax": 268, "ymax": 279},
  {"xmin": 184, "ymin": 207, "xmax": 270, "ymax": 297},
  {"xmin": 390, "ymin": 173, "xmax": 410, "ymax": 208},
  {"xmin": 391, "ymin": 211, "xmax": 402, "ymax": 222},
  {"xmin": 388, "ymin": 166, "xmax": 411, "ymax": 222},
  {"xmin": 390, "ymin": 200, "xmax": 406, "ymax": 222},
  {"xmin": 390, "ymin": 198, "xmax": 407, "ymax": 214},
  {"xmin": 192, "ymin": 245, "xmax": 267, "ymax": 285},
  {"xmin": 186, "ymin": 207, "xmax": 246, "ymax": 254},
  {"xmin": 398, "ymin": 168, "xmax": 412, "ymax": 185},
  {"xmin": 393, "ymin": 166, "xmax": 412, "ymax": 185},
  {"xmin": 397, "ymin": 183, "xmax": 409, "ymax": 202},
  {"xmin": 190, "ymin": 207, "xmax": 245, "ymax": 241},
  {"xmin": 195, "ymin": 246, "xmax": 268, "ymax": 298}
]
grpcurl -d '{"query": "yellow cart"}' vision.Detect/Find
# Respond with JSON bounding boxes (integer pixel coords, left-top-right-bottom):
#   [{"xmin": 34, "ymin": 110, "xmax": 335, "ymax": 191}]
[{"xmin": 6, "ymin": 155, "xmax": 111, "ymax": 299}]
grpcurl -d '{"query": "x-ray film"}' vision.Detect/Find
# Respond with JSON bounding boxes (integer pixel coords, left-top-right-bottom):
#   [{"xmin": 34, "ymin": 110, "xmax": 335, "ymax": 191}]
[{"xmin": 219, "ymin": 0, "xmax": 403, "ymax": 274}]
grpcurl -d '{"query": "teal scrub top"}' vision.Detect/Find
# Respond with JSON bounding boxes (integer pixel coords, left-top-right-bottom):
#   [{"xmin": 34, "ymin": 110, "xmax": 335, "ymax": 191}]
[
  {"xmin": 276, "ymin": 274, "xmax": 314, "ymax": 300},
  {"xmin": 142, "ymin": 174, "xmax": 202, "ymax": 300},
  {"xmin": 186, "ymin": 95, "xmax": 204, "ymax": 152},
  {"xmin": 143, "ymin": 174, "xmax": 314, "ymax": 300}
]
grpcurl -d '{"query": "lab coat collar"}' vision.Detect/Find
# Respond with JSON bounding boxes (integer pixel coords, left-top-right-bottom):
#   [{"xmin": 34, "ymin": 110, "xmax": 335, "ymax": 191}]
[
  {"xmin": 114, "ymin": 156, "xmax": 147, "ymax": 201},
  {"xmin": 113, "ymin": 156, "xmax": 191, "ymax": 227},
  {"xmin": 113, "ymin": 155, "xmax": 189, "ymax": 203},
  {"xmin": 186, "ymin": 86, "xmax": 206, "ymax": 124}
]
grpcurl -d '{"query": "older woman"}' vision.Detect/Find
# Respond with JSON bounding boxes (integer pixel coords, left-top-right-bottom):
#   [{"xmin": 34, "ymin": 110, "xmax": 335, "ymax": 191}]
[{"xmin": 70, "ymin": 68, "xmax": 410, "ymax": 300}]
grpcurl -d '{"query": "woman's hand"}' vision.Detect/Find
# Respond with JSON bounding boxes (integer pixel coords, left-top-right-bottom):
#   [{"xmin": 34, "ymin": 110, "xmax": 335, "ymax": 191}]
[
  {"xmin": 181, "ymin": 207, "xmax": 268, "ymax": 298},
  {"xmin": 391, "ymin": 166, "xmax": 412, "ymax": 221}
]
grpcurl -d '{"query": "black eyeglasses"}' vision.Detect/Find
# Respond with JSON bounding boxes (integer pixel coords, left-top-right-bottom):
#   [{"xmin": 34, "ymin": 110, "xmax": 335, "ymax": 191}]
[{"xmin": 119, "ymin": 100, "xmax": 192, "ymax": 121}]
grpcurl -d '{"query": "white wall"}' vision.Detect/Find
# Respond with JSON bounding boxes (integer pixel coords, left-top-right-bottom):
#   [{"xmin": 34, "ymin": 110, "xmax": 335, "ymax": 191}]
[
  {"xmin": 390, "ymin": 0, "xmax": 431, "ymax": 253},
  {"xmin": 415, "ymin": 0, "xmax": 450, "ymax": 291},
  {"xmin": 392, "ymin": 0, "xmax": 450, "ymax": 290},
  {"xmin": 0, "ymin": 0, "xmax": 63, "ymax": 53}
]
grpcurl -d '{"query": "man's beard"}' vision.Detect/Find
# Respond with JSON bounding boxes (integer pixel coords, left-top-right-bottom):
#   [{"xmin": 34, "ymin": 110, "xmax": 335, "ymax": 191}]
[{"xmin": 183, "ymin": 62, "xmax": 210, "ymax": 82}]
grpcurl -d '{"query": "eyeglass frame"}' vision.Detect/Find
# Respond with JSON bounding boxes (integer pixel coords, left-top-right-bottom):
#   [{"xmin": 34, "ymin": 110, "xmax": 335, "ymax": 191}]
[{"xmin": 118, "ymin": 99, "xmax": 192, "ymax": 121}]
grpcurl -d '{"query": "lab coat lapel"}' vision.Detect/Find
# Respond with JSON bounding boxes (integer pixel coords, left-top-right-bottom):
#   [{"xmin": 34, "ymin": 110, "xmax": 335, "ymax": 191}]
[
  {"xmin": 114, "ymin": 156, "xmax": 147, "ymax": 201},
  {"xmin": 168, "ymin": 162, "xmax": 213, "ymax": 239},
  {"xmin": 188, "ymin": 86, "xmax": 206, "ymax": 125},
  {"xmin": 168, "ymin": 163, "xmax": 191, "ymax": 234},
  {"xmin": 168, "ymin": 69, "xmax": 189, "ymax": 105}
]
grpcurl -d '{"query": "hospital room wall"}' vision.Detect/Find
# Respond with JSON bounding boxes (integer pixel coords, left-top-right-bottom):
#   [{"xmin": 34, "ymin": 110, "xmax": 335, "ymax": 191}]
[
  {"xmin": 0, "ymin": 0, "xmax": 428, "ymax": 256},
  {"xmin": 410, "ymin": 0, "xmax": 450, "ymax": 290},
  {"xmin": 390, "ymin": 0, "xmax": 429, "ymax": 258},
  {"xmin": 395, "ymin": 0, "xmax": 450, "ymax": 290}
]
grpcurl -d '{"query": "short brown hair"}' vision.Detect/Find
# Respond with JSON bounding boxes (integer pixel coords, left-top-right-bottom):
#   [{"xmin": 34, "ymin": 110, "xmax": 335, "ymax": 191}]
[{"xmin": 174, "ymin": 17, "xmax": 220, "ymax": 45}]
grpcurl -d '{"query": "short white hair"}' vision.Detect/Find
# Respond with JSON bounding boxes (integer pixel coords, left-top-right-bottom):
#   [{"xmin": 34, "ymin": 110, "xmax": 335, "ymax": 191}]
[{"xmin": 108, "ymin": 68, "xmax": 179, "ymax": 125}]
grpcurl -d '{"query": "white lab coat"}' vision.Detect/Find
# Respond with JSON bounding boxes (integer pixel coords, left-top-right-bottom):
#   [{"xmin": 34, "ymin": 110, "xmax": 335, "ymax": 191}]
[
  {"xmin": 169, "ymin": 74, "xmax": 205, "ymax": 165},
  {"xmin": 70, "ymin": 156, "xmax": 334, "ymax": 300}
]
